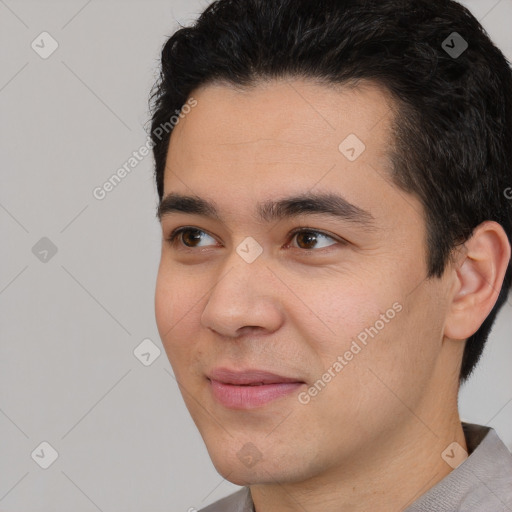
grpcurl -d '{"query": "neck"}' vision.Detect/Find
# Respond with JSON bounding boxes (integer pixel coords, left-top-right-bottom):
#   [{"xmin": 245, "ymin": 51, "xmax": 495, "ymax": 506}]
[{"xmin": 250, "ymin": 403, "xmax": 467, "ymax": 512}]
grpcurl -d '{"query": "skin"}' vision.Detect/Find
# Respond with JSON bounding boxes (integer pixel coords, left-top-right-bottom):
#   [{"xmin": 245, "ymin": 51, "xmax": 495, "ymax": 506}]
[{"xmin": 154, "ymin": 79, "xmax": 511, "ymax": 512}]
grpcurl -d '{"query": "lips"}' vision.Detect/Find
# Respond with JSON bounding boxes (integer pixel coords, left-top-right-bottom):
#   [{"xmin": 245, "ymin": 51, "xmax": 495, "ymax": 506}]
[
  {"xmin": 208, "ymin": 367, "xmax": 303, "ymax": 385},
  {"xmin": 207, "ymin": 367, "xmax": 305, "ymax": 409}
]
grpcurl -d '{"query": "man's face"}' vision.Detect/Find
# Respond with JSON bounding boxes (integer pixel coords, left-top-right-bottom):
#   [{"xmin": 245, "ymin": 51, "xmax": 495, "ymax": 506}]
[{"xmin": 155, "ymin": 79, "xmax": 455, "ymax": 485}]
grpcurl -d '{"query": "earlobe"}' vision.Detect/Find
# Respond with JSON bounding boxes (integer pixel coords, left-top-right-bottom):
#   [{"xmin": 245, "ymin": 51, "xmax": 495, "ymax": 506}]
[{"xmin": 444, "ymin": 221, "xmax": 511, "ymax": 341}]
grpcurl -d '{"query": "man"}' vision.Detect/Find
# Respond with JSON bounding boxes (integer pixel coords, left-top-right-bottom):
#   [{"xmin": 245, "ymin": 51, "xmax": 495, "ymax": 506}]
[{"xmin": 150, "ymin": 0, "xmax": 512, "ymax": 510}]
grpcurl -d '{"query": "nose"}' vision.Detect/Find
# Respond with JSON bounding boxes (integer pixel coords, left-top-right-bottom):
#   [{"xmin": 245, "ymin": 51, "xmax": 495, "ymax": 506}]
[{"xmin": 200, "ymin": 255, "xmax": 284, "ymax": 339}]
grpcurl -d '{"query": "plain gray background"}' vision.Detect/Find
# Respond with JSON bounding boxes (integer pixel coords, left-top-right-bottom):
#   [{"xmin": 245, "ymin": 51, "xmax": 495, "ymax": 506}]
[{"xmin": 0, "ymin": 0, "xmax": 511, "ymax": 510}]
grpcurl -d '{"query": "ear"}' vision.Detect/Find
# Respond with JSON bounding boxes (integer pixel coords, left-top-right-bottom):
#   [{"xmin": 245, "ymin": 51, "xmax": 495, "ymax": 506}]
[{"xmin": 444, "ymin": 221, "xmax": 511, "ymax": 340}]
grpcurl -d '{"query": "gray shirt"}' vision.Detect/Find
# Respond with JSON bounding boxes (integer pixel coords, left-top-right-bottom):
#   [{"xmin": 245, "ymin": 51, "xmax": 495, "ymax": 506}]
[{"xmin": 199, "ymin": 422, "xmax": 512, "ymax": 512}]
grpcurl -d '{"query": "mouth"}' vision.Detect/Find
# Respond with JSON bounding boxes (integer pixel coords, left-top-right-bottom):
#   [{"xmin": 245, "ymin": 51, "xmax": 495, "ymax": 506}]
[{"xmin": 207, "ymin": 368, "xmax": 306, "ymax": 409}]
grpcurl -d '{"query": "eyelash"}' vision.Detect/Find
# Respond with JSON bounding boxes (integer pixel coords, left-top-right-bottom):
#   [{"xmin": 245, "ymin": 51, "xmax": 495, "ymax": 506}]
[{"xmin": 165, "ymin": 226, "xmax": 346, "ymax": 252}]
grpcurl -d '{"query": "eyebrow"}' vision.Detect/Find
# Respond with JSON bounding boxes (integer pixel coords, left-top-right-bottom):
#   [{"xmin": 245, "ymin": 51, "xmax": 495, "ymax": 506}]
[{"xmin": 157, "ymin": 192, "xmax": 376, "ymax": 229}]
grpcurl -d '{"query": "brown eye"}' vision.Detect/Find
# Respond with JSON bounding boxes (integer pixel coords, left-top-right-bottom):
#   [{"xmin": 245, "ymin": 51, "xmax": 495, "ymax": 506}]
[
  {"xmin": 167, "ymin": 228, "xmax": 217, "ymax": 248},
  {"xmin": 295, "ymin": 231, "xmax": 318, "ymax": 249},
  {"xmin": 291, "ymin": 229, "xmax": 339, "ymax": 250},
  {"xmin": 181, "ymin": 229, "xmax": 204, "ymax": 247}
]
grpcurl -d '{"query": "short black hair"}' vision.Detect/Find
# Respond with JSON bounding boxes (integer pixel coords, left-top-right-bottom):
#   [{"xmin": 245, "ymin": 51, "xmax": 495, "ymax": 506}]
[{"xmin": 149, "ymin": 0, "xmax": 512, "ymax": 383}]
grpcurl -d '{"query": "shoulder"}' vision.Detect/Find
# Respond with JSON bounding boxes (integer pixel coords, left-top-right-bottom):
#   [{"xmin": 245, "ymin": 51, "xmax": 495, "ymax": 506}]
[{"xmin": 406, "ymin": 423, "xmax": 512, "ymax": 511}]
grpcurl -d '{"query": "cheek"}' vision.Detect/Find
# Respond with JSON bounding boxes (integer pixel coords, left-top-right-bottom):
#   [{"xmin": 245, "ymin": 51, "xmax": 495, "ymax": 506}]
[
  {"xmin": 320, "ymin": 285, "xmax": 443, "ymax": 419},
  {"xmin": 154, "ymin": 264, "xmax": 201, "ymax": 363},
  {"xmin": 297, "ymin": 275, "xmax": 414, "ymax": 399},
  {"xmin": 154, "ymin": 269, "xmax": 177, "ymax": 341},
  {"xmin": 295, "ymin": 273, "xmax": 391, "ymax": 355}
]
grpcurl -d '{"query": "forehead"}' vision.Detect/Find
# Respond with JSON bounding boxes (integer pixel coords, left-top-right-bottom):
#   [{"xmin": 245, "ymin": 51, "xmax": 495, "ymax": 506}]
[
  {"xmin": 162, "ymin": 79, "xmax": 416, "ymax": 224},
  {"xmin": 167, "ymin": 78, "xmax": 395, "ymax": 165}
]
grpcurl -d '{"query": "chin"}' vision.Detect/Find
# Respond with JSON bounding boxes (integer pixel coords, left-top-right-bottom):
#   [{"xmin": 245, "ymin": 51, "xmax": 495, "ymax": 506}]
[
  {"xmin": 210, "ymin": 448, "xmax": 309, "ymax": 487},
  {"xmin": 210, "ymin": 459, "xmax": 266, "ymax": 486}
]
